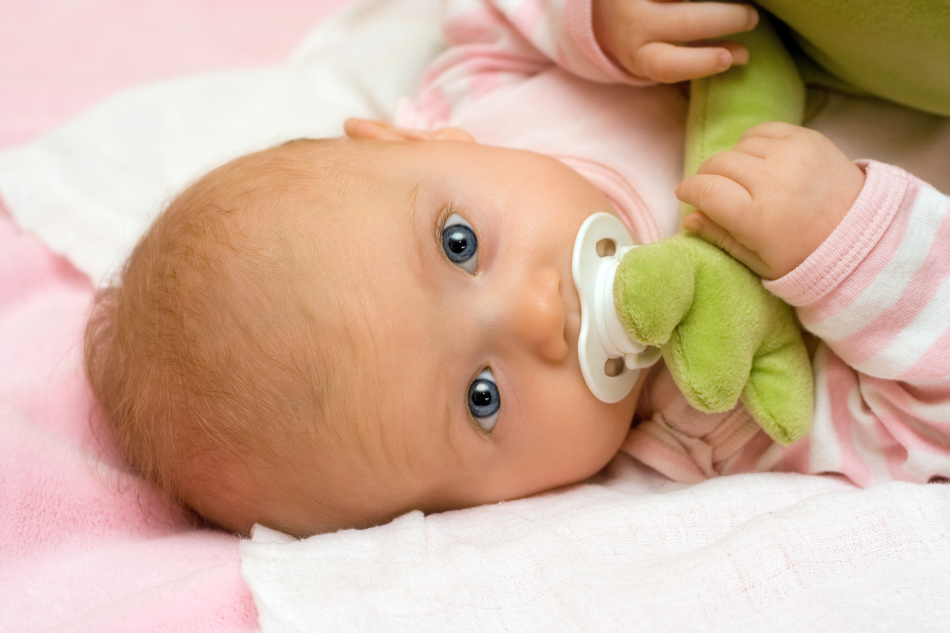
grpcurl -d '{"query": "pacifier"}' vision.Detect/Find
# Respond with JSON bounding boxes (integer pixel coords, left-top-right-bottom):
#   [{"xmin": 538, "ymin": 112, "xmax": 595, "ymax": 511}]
[{"xmin": 571, "ymin": 212, "xmax": 661, "ymax": 403}]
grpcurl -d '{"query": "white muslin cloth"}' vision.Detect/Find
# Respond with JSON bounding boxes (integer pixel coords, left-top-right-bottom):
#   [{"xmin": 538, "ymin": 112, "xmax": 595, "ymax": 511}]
[{"xmin": 241, "ymin": 459, "xmax": 950, "ymax": 632}]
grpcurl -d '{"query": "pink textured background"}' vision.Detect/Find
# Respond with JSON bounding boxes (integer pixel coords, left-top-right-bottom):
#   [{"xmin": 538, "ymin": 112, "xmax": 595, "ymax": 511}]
[
  {"xmin": 0, "ymin": 0, "xmax": 351, "ymax": 147},
  {"xmin": 0, "ymin": 1, "xmax": 351, "ymax": 631}
]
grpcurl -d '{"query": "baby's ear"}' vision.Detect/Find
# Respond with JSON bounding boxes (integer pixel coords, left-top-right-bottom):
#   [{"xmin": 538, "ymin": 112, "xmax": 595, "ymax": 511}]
[{"xmin": 343, "ymin": 118, "xmax": 474, "ymax": 143}]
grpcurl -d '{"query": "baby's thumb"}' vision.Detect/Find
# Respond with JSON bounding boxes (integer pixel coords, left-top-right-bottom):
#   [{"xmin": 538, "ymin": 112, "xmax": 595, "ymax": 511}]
[{"xmin": 683, "ymin": 211, "xmax": 768, "ymax": 278}]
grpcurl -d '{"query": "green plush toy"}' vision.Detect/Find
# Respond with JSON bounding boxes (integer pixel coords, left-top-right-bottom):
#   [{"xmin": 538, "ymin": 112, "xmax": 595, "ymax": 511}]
[
  {"xmin": 610, "ymin": 1, "xmax": 950, "ymax": 446},
  {"xmin": 613, "ymin": 15, "xmax": 814, "ymax": 445}
]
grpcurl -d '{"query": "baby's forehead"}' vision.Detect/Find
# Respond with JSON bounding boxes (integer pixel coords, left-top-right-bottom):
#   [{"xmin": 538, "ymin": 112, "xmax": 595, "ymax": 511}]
[
  {"xmin": 168, "ymin": 138, "xmax": 363, "ymax": 240},
  {"xmin": 223, "ymin": 137, "xmax": 351, "ymax": 188}
]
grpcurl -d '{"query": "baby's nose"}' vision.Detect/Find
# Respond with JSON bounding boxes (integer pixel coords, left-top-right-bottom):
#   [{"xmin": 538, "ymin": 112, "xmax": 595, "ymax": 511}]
[{"xmin": 502, "ymin": 268, "xmax": 568, "ymax": 362}]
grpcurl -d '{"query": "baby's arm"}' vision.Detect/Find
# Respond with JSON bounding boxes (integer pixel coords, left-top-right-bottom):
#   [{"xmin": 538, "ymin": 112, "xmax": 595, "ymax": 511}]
[
  {"xmin": 675, "ymin": 122, "xmax": 866, "ymax": 280},
  {"xmin": 680, "ymin": 128, "xmax": 950, "ymax": 483},
  {"xmin": 415, "ymin": 0, "xmax": 759, "ymax": 124},
  {"xmin": 594, "ymin": 0, "xmax": 759, "ymax": 83}
]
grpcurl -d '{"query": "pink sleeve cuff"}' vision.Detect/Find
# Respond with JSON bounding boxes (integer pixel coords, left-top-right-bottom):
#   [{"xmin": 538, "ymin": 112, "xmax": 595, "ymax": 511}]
[
  {"xmin": 563, "ymin": 0, "xmax": 657, "ymax": 86},
  {"xmin": 764, "ymin": 160, "xmax": 910, "ymax": 307}
]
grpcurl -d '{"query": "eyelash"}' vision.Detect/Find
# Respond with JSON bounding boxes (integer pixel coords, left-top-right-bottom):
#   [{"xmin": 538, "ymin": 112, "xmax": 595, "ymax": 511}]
[{"xmin": 434, "ymin": 204, "xmax": 454, "ymax": 251}]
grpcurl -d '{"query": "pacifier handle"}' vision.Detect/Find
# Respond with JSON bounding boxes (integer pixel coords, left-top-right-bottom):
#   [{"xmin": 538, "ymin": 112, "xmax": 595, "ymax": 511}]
[{"xmin": 571, "ymin": 213, "xmax": 661, "ymax": 404}]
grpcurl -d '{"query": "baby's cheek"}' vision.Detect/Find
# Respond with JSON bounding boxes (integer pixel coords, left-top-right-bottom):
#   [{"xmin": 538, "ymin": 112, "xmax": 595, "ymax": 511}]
[
  {"xmin": 567, "ymin": 399, "xmax": 634, "ymax": 471},
  {"xmin": 594, "ymin": 382, "xmax": 641, "ymax": 447}
]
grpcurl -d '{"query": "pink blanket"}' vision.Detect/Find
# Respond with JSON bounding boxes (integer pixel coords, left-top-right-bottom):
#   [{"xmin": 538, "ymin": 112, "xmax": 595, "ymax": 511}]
[{"xmin": 0, "ymin": 1, "xmax": 350, "ymax": 630}]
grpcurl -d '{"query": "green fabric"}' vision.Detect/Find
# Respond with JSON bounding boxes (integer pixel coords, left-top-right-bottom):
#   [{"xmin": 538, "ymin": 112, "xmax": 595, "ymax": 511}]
[
  {"xmin": 614, "ymin": 16, "xmax": 815, "ymax": 446},
  {"xmin": 683, "ymin": 18, "xmax": 804, "ymax": 182},
  {"xmin": 614, "ymin": 234, "xmax": 813, "ymax": 445},
  {"xmin": 760, "ymin": 0, "xmax": 950, "ymax": 117}
]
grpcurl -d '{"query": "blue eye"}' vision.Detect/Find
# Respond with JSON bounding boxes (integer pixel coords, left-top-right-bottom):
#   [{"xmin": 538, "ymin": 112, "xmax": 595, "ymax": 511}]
[
  {"xmin": 468, "ymin": 369, "xmax": 500, "ymax": 433},
  {"xmin": 442, "ymin": 212, "xmax": 478, "ymax": 274}
]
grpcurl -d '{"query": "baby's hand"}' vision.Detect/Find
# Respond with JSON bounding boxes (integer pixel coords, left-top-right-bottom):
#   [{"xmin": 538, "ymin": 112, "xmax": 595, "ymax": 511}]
[
  {"xmin": 593, "ymin": 0, "xmax": 759, "ymax": 83},
  {"xmin": 675, "ymin": 122, "xmax": 866, "ymax": 280}
]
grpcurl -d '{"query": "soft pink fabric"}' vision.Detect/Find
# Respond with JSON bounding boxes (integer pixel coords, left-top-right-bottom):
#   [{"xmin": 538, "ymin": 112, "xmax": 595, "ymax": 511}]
[
  {"xmin": 622, "ymin": 365, "xmax": 763, "ymax": 483},
  {"xmin": 1, "ymin": 0, "xmax": 351, "ymax": 630},
  {"xmin": 0, "ymin": 0, "xmax": 351, "ymax": 147},
  {"xmin": 0, "ymin": 203, "xmax": 258, "ymax": 631}
]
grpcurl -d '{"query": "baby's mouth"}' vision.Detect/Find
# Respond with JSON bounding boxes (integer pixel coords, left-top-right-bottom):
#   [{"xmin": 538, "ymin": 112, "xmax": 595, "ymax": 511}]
[
  {"xmin": 563, "ymin": 275, "xmax": 582, "ymax": 358},
  {"xmin": 570, "ymin": 213, "xmax": 660, "ymax": 404}
]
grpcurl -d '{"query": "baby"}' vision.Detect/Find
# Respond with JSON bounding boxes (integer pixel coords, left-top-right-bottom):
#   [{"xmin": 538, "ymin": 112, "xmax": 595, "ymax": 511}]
[
  {"xmin": 84, "ymin": 0, "xmax": 950, "ymax": 536},
  {"xmin": 83, "ymin": 125, "xmax": 660, "ymax": 535}
]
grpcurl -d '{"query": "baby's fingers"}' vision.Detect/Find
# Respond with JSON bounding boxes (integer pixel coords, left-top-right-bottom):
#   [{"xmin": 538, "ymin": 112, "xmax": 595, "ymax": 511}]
[
  {"xmin": 648, "ymin": 1, "xmax": 758, "ymax": 43},
  {"xmin": 739, "ymin": 120, "xmax": 799, "ymax": 140},
  {"xmin": 697, "ymin": 149, "xmax": 761, "ymax": 188},
  {"xmin": 675, "ymin": 172, "xmax": 752, "ymax": 229},
  {"xmin": 637, "ymin": 41, "xmax": 746, "ymax": 83},
  {"xmin": 683, "ymin": 212, "xmax": 770, "ymax": 278}
]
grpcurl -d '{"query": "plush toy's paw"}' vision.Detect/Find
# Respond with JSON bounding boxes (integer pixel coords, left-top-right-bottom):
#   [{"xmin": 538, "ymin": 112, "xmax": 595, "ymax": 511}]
[
  {"xmin": 740, "ymin": 319, "xmax": 814, "ymax": 445},
  {"xmin": 614, "ymin": 234, "xmax": 813, "ymax": 445},
  {"xmin": 613, "ymin": 238, "xmax": 694, "ymax": 347}
]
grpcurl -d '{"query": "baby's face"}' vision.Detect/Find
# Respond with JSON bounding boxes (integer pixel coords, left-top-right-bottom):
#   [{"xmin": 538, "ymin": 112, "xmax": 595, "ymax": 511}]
[{"xmin": 272, "ymin": 121, "xmax": 643, "ymax": 532}]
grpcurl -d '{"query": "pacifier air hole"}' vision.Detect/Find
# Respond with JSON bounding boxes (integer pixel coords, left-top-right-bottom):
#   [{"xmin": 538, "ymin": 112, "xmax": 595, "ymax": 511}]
[
  {"xmin": 596, "ymin": 238, "xmax": 616, "ymax": 257},
  {"xmin": 604, "ymin": 357, "xmax": 625, "ymax": 377}
]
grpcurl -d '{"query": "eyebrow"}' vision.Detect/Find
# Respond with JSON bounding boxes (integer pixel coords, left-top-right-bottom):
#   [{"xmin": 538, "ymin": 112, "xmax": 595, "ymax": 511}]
[
  {"xmin": 404, "ymin": 181, "xmax": 465, "ymax": 467},
  {"xmin": 406, "ymin": 181, "xmax": 432, "ymax": 291},
  {"xmin": 406, "ymin": 181, "xmax": 420, "ymax": 232}
]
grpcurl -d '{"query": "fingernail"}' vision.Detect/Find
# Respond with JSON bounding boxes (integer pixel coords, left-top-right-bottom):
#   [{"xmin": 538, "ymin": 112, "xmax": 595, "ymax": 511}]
[
  {"xmin": 683, "ymin": 215, "xmax": 702, "ymax": 233},
  {"xmin": 748, "ymin": 7, "xmax": 759, "ymax": 29},
  {"xmin": 718, "ymin": 51, "xmax": 732, "ymax": 70}
]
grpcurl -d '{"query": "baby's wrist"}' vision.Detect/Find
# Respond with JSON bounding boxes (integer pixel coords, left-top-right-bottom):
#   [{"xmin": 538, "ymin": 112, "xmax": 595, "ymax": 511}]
[
  {"xmin": 763, "ymin": 160, "xmax": 901, "ymax": 306},
  {"xmin": 771, "ymin": 160, "xmax": 866, "ymax": 278}
]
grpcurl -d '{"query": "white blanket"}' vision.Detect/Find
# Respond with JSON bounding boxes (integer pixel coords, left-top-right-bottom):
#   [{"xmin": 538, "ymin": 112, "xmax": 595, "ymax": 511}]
[
  {"xmin": 242, "ymin": 461, "xmax": 950, "ymax": 631},
  {"xmin": 2, "ymin": 0, "xmax": 950, "ymax": 631}
]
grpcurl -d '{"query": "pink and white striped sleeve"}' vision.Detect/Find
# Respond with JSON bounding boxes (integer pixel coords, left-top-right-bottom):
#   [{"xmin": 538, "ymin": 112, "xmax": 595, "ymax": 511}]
[
  {"xmin": 410, "ymin": 0, "xmax": 652, "ymax": 126},
  {"xmin": 765, "ymin": 160, "xmax": 950, "ymax": 485}
]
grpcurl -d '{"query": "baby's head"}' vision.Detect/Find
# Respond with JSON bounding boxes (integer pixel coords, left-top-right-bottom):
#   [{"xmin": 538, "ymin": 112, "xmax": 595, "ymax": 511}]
[{"xmin": 84, "ymin": 118, "xmax": 644, "ymax": 536}]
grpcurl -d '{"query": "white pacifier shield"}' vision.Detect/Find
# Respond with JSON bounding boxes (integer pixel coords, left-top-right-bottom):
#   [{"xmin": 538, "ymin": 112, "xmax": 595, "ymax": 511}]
[{"xmin": 571, "ymin": 213, "xmax": 661, "ymax": 403}]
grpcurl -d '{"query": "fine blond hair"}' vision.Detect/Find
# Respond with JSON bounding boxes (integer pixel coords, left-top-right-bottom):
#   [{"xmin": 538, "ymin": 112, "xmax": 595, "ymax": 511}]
[{"xmin": 83, "ymin": 139, "xmax": 347, "ymax": 534}]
